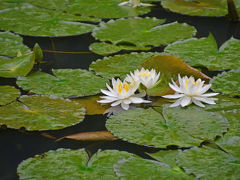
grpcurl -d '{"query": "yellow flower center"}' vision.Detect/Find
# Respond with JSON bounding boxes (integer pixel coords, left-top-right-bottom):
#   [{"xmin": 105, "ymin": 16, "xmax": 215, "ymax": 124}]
[
  {"xmin": 184, "ymin": 79, "xmax": 198, "ymax": 90},
  {"xmin": 118, "ymin": 82, "xmax": 131, "ymax": 94},
  {"xmin": 139, "ymin": 72, "xmax": 150, "ymax": 77}
]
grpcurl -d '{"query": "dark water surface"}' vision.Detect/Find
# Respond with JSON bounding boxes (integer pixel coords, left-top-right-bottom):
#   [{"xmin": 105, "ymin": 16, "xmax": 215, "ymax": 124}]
[{"xmin": 1, "ymin": 3, "xmax": 240, "ymax": 180}]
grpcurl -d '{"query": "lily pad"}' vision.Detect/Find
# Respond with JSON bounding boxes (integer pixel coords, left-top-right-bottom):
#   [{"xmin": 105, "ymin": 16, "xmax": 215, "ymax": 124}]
[
  {"xmin": 17, "ymin": 149, "xmax": 133, "ymax": 179},
  {"xmin": 0, "ymin": 53, "xmax": 35, "ymax": 78},
  {"xmin": 0, "ymin": 86, "xmax": 20, "ymax": 106},
  {"xmin": 177, "ymin": 146, "xmax": 240, "ymax": 180},
  {"xmin": 161, "ymin": 0, "xmax": 229, "ymax": 17},
  {"xmin": 92, "ymin": 17, "xmax": 196, "ymax": 48},
  {"xmin": 114, "ymin": 156, "xmax": 195, "ymax": 180},
  {"xmin": 148, "ymin": 150, "xmax": 180, "ymax": 167},
  {"xmin": 89, "ymin": 52, "xmax": 160, "ymax": 79},
  {"xmin": 89, "ymin": 42, "xmax": 151, "ymax": 56},
  {"xmin": 141, "ymin": 54, "xmax": 211, "ymax": 96},
  {"xmin": 17, "ymin": 69, "xmax": 107, "ymax": 97},
  {"xmin": 164, "ymin": 34, "xmax": 240, "ymax": 70},
  {"xmin": 210, "ymin": 69, "xmax": 240, "ymax": 96},
  {"xmin": 106, "ymin": 107, "xmax": 228, "ymax": 148},
  {"xmin": 66, "ymin": 0, "xmax": 151, "ymax": 18},
  {"xmin": 0, "ymin": 4, "xmax": 96, "ymax": 37},
  {"xmin": 0, "ymin": 95, "xmax": 85, "ymax": 131},
  {"xmin": 0, "ymin": 31, "xmax": 30, "ymax": 57},
  {"xmin": 72, "ymin": 96, "xmax": 110, "ymax": 115}
]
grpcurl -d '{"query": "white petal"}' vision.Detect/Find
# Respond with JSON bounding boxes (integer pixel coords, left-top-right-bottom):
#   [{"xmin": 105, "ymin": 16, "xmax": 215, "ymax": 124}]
[
  {"xmin": 106, "ymin": 83, "xmax": 118, "ymax": 96},
  {"xmin": 123, "ymin": 99, "xmax": 132, "ymax": 104},
  {"xmin": 180, "ymin": 96, "xmax": 191, "ymax": 107},
  {"xmin": 111, "ymin": 100, "xmax": 122, "ymax": 106},
  {"xmin": 169, "ymin": 83, "xmax": 182, "ymax": 93},
  {"xmin": 121, "ymin": 102, "xmax": 129, "ymax": 110},
  {"xmin": 118, "ymin": 1, "xmax": 129, "ymax": 6},
  {"xmin": 162, "ymin": 94, "xmax": 184, "ymax": 99},
  {"xmin": 98, "ymin": 99, "xmax": 114, "ymax": 103},
  {"xmin": 193, "ymin": 97, "xmax": 217, "ymax": 105},
  {"xmin": 169, "ymin": 98, "xmax": 183, "ymax": 107},
  {"xmin": 192, "ymin": 99, "xmax": 205, "ymax": 107},
  {"xmin": 198, "ymin": 84, "xmax": 211, "ymax": 94},
  {"xmin": 101, "ymin": 89, "xmax": 116, "ymax": 97},
  {"xmin": 100, "ymin": 96, "xmax": 118, "ymax": 101},
  {"xmin": 200, "ymin": 93, "xmax": 219, "ymax": 97}
]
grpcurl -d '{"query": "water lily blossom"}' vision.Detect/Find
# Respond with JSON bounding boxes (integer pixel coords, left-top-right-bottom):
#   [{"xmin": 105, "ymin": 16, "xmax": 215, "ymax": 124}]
[
  {"xmin": 128, "ymin": 68, "xmax": 160, "ymax": 89},
  {"xmin": 118, "ymin": 0, "xmax": 153, "ymax": 7},
  {"xmin": 162, "ymin": 74, "xmax": 219, "ymax": 107},
  {"xmin": 98, "ymin": 78, "xmax": 150, "ymax": 110}
]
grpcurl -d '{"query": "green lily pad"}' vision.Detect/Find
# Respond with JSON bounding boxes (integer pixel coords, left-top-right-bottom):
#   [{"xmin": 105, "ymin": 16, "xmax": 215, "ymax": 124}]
[
  {"xmin": 66, "ymin": 0, "xmax": 151, "ymax": 18},
  {"xmin": 0, "ymin": 31, "xmax": 30, "ymax": 57},
  {"xmin": 161, "ymin": 0, "xmax": 229, "ymax": 17},
  {"xmin": 114, "ymin": 156, "xmax": 195, "ymax": 180},
  {"xmin": 25, "ymin": 0, "xmax": 69, "ymax": 10},
  {"xmin": 106, "ymin": 107, "xmax": 228, "ymax": 148},
  {"xmin": 89, "ymin": 42, "xmax": 151, "ymax": 56},
  {"xmin": 17, "ymin": 69, "xmax": 107, "ymax": 97},
  {"xmin": 0, "ymin": 86, "xmax": 20, "ymax": 106},
  {"xmin": 17, "ymin": 149, "xmax": 133, "ymax": 179},
  {"xmin": 210, "ymin": 69, "xmax": 240, "ymax": 96},
  {"xmin": 0, "ymin": 95, "xmax": 85, "ymax": 131},
  {"xmin": 0, "ymin": 4, "xmax": 95, "ymax": 37},
  {"xmin": 0, "ymin": 53, "xmax": 35, "ymax": 78},
  {"xmin": 89, "ymin": 52, "xmax": 160, "ymax": 79},
  {"xmin": 141, "ymin": 54, "xmax": 211, "ymax": 96},
  {"xmin": 164, "ymin": 34, "xmax": 240, "ymax": 70},
  {"xmin": 148, "ymin": 150, "xmax": 180, "ymax": 167},
  {"xmin": 177, "ymin": 146, "xmax": 240, "ymax": 180},
  {"xmin": 92, "ymin": 17, "xmax": 196, "ymax": 48}
]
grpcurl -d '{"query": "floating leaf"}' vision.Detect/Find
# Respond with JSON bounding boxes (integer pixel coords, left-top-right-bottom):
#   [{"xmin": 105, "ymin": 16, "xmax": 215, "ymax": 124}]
[
  {"xmin": 17, "ymin": 149, "xmax": 133, "ymax": 179},
  {"xmin": 164, "ymin": 34, "xmax": 240, "ymax": 70},
  {"xmin": 90, "ymin": 52, "xmax": 159, "ymax": 79},
  {"xmin": 141, "ymin": 54, "xmax": 210, "ymax": 96},
  {"xmin": 177, "ymin": 146, "xmax": 240, "ymax": 180},
  {"xmin": 66, "ymin": 0, "xmax": 151, "ymax": 18},
  {"xmin": 17, "ymin": 69, "xmax": 107, "ymax": 97},
  {"xmin": 89, "ymin": 42, "xmax": 151, "ymax": 56},
  {"xmin": 161, "ymin": 0, "xmax": 228, "ymax": 17},
  {"xmin": 0, "ymin": 53, "xmax": 35, "ymax": 78},
  {"xmin": 114, "ymin": 156, "xmax": 195, "ymax": 180},
  {"xmin": 106, "ymin": 107, "xmax": 228, "ymax": 148},
  {"xmin": 0, "ymin": 31, "xmax": 30, "ymax": 57},
  {"xmin": 0, "ymin": 4, "xmax": 95, "ymax": 37},
  {"xmin": 57, "ymin": 131, "xmax": 117, "ymax": 141},
  {"xmin": 148, "ymin": 150, "xmax": 180, "ymax": 167},
  {"xmin": 25, "ymin": 0, "xmax": 69, "ymax": 10},
  {"xmin": 0, "ymin": 86, "xmax": 20, "ymax": 105},
  {"xmin": 210, "ymin": 69, "xmax": 240, "ymax": 96},
  {"xmin": 92, "ymin": 17, "xmax": 196, "ymax": 48},
  {"xmin": 72, "ymin": 96, "xmax": 110, "ymax": 115},
  {"xmin": 0, "ymin": 95, "xmax": 85, "ymax": 131}
]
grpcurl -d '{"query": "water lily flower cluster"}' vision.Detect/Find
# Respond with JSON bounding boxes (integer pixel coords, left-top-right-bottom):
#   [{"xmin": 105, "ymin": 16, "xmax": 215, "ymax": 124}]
[
  {"xmin": 118, "ymin": 0, "xmax": 153, "ymax": 7},
  {"xmin": 98, "ymin": 68, "xmax": 160, "ymax": 110},
  {"xmin": 162, "ymin": 75, "xmax": 219, "ymax": 107}
]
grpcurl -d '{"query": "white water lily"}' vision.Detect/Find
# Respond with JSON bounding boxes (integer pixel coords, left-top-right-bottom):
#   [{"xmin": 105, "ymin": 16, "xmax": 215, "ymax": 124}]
[
  {"xmin": 118, "ymin": 0, "xmax": 153, "ymax": 7},
  {"xmin": 162, "ymin": 74, "xmax": 219, "ymax": 107},
  {"xmin": 127, "ymin": 68, "xmax": 160, "ymax": 89},
  {"xmin": 98, "ymin": 78, "xmax": 150, "ymax": 110}
]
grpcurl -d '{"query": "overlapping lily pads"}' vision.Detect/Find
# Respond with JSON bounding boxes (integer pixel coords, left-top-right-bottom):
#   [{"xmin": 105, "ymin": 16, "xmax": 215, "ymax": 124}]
[
  {"xmin": 89, "ymin": 42, "xmax": 151, "ymax": 56},
  {"xmin": 92, "ymin": 17, "xmax": 197, "ymax": 49},
  {"xmin": 90, "ymin": 52, "xmax": 160, "ymax": 79},
  {"xmin": 0, "ymin": 95, "xmax": 85, "ymax": 131},
  {"xmin": 66, "ymin": 0, "xmax": 151, "ymax": 18},
  {"xmin": 210, "ymin": 69, "xmax": 240, "ymax": 96},
  {"xmin": 114, "ymin": 156, "xmax": 195, "ymax": 180},
  {"xmin": 17, "ymin": 69, "xmax": 107, "ymax": 97},
  {"xmin": 0, "ymin": 86, "xmax": 20, "ymax": 106},
  {"xmin": 164, "ymin": 34, "xmax": 240, "ymax": 70},
  {"xmin": 0, "ymin": 31, "xmax": 30, "ymax": 57},
  {"xmin": 106, "ymin": 107, "xmax": 228, "ymax": 148},
  {"xmin": 177, "ymin": 146, "xmax": 240, "ymax": 180},
  {"xmin": 17, "ymin": 149, "xmax": 133, "ymax": 179},
  {"xmin": 0, "ymin": 3, "xmax": 96, "ymax": 36}
]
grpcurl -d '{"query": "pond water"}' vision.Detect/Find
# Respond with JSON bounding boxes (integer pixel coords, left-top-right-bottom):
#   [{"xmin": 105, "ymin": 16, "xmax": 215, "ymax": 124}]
[{"xmin": 0, "ymin": 3, "xmax": 240, "ymax": 180}]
